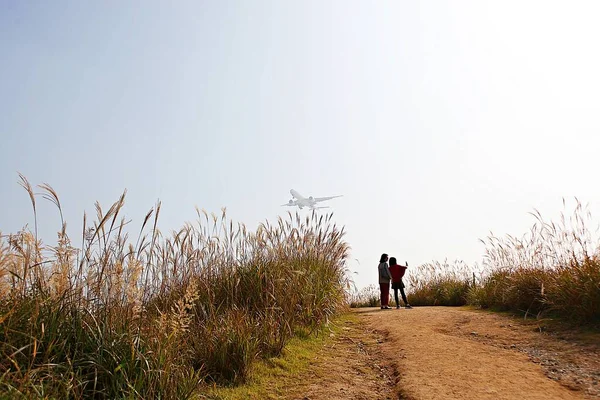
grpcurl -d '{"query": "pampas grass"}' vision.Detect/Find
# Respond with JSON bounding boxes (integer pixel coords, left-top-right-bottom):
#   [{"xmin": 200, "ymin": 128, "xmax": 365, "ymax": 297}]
[
  {"xmin": 407, "ymin": 260, "xmax": 474, "ymax": 306},
  {"xmin": 470, "ymin": 200, "xmax": 600, "ymax": 322},
  {"xmin": 0, "ymin": 176, "xmax": 350, "ymax": 398}
]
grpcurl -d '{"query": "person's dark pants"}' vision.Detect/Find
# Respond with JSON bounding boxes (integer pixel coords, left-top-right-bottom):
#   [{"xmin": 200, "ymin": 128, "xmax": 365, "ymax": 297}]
[
  {"xmin": 392, "ymin": 283, "xmax": 408, "ymax": 306},
  {"xmin": 379, "ymin": 283, "xmax": 390, "ymax": 307}
]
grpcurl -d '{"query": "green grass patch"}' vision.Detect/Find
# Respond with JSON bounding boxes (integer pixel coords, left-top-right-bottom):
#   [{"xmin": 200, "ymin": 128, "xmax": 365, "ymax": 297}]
[{"xmin": 203, "ymin": 314, "xmax": 350, "ymax": 400}]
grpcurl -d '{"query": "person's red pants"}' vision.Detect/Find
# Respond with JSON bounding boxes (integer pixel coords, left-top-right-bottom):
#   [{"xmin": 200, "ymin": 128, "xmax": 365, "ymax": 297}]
[{"xmin": 380, "ymin": 283, "xmax": 390, "ymax": 307}]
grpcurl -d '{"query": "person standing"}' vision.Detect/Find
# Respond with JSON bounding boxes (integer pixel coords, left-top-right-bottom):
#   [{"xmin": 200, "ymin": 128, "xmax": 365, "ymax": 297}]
[
  {"xmin": 378, "ymin": 253, "xmax": 392, "ymax": 309},
  {"xmin": 388, "ymin": 257, "xmax": 412, "ymax": 309}
]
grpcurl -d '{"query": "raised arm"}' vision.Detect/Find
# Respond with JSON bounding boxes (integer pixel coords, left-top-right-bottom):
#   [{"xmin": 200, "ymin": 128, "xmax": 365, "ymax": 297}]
[{"xmin": 399, "ymin": 262, "xmax": 408, "ymax": 279}]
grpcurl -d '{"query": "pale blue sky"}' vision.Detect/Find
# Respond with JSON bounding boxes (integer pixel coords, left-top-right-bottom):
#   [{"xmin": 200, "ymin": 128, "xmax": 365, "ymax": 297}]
[{"xmin": 2, "ymin": 1, "xmax": 600, "ymax": 289}]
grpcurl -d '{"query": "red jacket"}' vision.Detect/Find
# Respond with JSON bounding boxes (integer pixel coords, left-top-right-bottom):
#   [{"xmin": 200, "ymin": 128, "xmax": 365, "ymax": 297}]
[{"xmin": 389, "ymin": 264, "xmax": 407, "ymax": 283}]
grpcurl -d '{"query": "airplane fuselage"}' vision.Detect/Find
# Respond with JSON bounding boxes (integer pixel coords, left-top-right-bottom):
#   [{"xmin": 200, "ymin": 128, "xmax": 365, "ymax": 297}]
[{"xmin": 290, "ymin": 189, "xmax": 316, "ymax": 207}]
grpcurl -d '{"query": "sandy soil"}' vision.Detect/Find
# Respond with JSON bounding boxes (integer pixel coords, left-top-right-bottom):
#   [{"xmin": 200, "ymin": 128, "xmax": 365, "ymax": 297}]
[{"xmin": 356, "ymin": 306, "xmax": 600, "ymax": 400}]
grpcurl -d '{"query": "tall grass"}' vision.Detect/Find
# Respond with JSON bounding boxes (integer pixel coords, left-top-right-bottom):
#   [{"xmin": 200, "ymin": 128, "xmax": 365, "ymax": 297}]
[
  {"xmin": 348, "ymin": 284, "xmax": 380, "ymax": 308},
  {"xmin": 406, "ymin": 260, "xmax": 474, "ymax": 306},
  {"xmin": 0, "ymin": 176, "xmax": 350, "ymax": 399},
  {"xmin": 470, "ymin": 201, "xmax": 600, "ymax": 323}
]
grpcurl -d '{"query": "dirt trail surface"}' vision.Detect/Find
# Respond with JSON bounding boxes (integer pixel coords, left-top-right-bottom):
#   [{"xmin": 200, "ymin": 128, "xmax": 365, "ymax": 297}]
[
  {"xmin": 285, "ymin": 315, "xmax": 397, "ymax": 400},
  {"xmin": 357, "ymin": 306, "xmax": 600, "ymax": 400}
]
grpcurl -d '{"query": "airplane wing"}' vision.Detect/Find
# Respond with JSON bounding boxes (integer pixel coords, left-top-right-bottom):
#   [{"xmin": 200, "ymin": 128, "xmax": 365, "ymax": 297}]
[
  {"xmin": 281, "ymin": 203, "xmax": 296, "ymax": 207},
  {"xmin": 313, "ymin": 195, "xmax": 342, "ymax": 202}
]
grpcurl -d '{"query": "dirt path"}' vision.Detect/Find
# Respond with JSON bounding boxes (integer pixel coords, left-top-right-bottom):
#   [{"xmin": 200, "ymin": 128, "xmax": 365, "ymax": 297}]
[
  {"xmin": 285, "ymin": 314, "xmax": 397, "ymax": 400},
  {"xmin": 356, "ymin": 306, "xmax": 600, "ymax": 399}
]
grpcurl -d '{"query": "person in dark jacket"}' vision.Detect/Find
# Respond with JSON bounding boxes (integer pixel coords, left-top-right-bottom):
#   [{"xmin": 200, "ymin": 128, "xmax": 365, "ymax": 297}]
[
  {"xmin": 388, "ymin": 257, "xmax": 412, "ymax": 309},
  {"xmin": 378, "ymin": 253, "xmax": 392, "ymax": 309}
]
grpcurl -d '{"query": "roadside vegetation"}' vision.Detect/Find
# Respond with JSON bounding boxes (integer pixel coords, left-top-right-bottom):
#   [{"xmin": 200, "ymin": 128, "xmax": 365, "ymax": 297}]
[
  {"xmin": 471, "ymin": 202, "xmax": 600, "ymax": 324},
  {"xmin": 206, "ymin": 313, "xmax": 349, "ymax": 400},
  {"xmin": 352, "ymin": 202, "xmax": 600, "ymax": 326},
  {"xmin": 348, "ymin": 284, "xmax": 379, "ymax": 308},
  {"xmin": 0, "ymin": 175, "xmax": 351, "ymax": 399},
  {"xmin": 405, "ymin": 260, "xmax": 474, "ymax": 306}
]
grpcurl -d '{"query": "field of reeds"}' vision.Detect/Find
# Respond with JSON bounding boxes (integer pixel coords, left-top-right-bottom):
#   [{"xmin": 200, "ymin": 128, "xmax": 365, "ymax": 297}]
[
  {"xmin": 471, "ymin": 202, "xmax": 600, "ymax": 323},
  {"xmin": 348, "ymin": 284, "xmax": 380, "ymax": 308},
  {"xmin": 405, "ymin": 260, "xmax": 474, "ymax": 307},
  {"xmin": 0, "ymin": 176, "xmax": 351, "ymax": 399},
  {"xmin": 352, "ymin": 201, "xmax": 600, "ymax": 326}
]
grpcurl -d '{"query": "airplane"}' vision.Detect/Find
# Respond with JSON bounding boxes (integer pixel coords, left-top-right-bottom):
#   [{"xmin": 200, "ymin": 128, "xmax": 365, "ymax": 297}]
[{"xmin": 281, "ymin": 189, "xmax": 342, "ymax": 210}]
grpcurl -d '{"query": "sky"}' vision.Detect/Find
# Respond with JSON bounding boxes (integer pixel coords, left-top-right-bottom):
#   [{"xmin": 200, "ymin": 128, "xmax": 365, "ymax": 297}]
[{"xmin": 2, "ymin": 1, "xmax": 600, "ymax": 290}]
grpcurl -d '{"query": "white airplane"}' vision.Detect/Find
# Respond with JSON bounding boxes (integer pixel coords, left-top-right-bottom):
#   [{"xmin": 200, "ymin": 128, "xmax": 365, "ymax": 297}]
[{"xmin": 281, "ymin": 189, "xmax": 342, "ymax": 210}]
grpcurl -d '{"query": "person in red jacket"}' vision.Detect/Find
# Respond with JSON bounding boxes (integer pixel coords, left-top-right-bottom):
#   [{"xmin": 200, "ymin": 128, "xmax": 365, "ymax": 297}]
[{"xmin": 388, "ymin": 257, "xmax": 412, "ymax": 309}]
